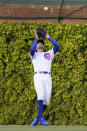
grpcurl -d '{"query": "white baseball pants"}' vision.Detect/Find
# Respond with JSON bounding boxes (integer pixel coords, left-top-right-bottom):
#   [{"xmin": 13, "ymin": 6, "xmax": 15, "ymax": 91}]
[{"xmin": 33, "ymin": 73, "xmax": 52, "ymax": 105}]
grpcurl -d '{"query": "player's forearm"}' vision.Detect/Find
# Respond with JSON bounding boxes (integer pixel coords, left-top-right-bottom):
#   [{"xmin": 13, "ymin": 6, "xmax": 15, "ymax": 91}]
[
  {"xmin": 31, "ymin": 38, "xmax": 38, "ymax": 51},
  {"xmin": 48, "ymin": 37, "xmax": 59, "ymax": 48},
  {"xmin": 48, "ymin": 37, "xmax": 60, "ymax": 54},
  {"xmin": 30, "ymin": 38, "xmax": 38, "ymax": 56}
]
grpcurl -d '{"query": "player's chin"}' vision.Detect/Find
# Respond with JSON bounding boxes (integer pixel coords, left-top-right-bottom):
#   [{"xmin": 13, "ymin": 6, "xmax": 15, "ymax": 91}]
[{"xmin": 37, "ymin": 49, "xmax": 44, "ymax": 52}]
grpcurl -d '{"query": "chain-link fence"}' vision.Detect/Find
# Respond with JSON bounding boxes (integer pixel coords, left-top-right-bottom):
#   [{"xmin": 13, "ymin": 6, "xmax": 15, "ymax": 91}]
[{"xmin": 0, "ymin": 0, "xmax": 87, "ymax": 23}]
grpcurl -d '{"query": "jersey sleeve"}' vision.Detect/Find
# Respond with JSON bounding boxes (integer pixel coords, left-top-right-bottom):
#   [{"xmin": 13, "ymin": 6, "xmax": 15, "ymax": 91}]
[
  {"xmin": 29, "ymin": 51, "xmax": 36, "ymax": 60},
  {"xmin": 29, "ymin": 38, "xmax": 38, "ymax": 59},
  {"xmin": 48, "ymin": 37, "xmax": 59, "ymax": 55}
]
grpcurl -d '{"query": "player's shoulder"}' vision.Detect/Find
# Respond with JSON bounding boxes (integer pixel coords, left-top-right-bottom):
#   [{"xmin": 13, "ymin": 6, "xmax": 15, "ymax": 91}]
[
  {"xmin": 29, "ymin": 51, "xmax": 37, "ymax": 60},
  {"xmin": 46, "ymin": 48, "xmax": 54, "ymax": 54}
]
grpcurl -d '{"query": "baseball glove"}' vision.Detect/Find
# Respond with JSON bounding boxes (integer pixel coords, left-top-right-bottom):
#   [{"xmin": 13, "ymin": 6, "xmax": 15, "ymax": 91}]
[{"xmin": 36, "ymin": 27, "xmax": 47, "ymax": 38}]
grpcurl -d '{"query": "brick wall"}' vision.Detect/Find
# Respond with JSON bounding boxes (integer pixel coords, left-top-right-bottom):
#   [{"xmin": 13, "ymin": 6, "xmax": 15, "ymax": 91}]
[{"xmin": 0, "ymin": 4, "xmax": 87, "ymax": 24}]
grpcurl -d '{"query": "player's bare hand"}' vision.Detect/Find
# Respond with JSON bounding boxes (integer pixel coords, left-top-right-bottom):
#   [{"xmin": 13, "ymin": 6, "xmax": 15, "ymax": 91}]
[
  {"xmin": 45, "ymin": 33, "xmax": 50, "ymax": 39},
  {"xmin": 34, "ymin": 29, "xmax": 38, "ymax": 39}
]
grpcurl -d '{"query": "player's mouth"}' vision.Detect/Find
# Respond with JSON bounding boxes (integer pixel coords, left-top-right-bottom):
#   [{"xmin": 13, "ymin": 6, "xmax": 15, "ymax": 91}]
[{"xmin": 37, "ymin": 47, "xmax": 44, "ymax": 50}]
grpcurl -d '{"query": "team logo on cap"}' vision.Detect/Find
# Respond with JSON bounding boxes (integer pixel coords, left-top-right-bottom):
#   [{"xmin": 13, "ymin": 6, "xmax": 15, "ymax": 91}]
[{"xmin": 44, "ymin": 53, "xmax": 51, "ymax": 60}]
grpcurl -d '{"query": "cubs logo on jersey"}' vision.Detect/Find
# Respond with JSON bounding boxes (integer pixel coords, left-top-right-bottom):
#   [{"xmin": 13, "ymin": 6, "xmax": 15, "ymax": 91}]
[{"xmin": 44, "ymin": 53, "xmax": 51, "ymax": 60}]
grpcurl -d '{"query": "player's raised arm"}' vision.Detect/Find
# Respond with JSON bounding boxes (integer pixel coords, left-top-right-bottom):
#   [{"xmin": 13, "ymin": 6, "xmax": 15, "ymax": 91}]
[
  {"xmin": 45, "ymin": 33, "xmax": 60, "ymax": 55},
  {"xmin": 30, "ymin": 30, "xmax": 38, "ymax": 57}
]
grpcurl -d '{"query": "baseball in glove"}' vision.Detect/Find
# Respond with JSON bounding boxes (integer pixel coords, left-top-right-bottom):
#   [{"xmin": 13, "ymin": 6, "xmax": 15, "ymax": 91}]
[{"xmin": 36, "ymin": 27, "xmax": 47, "ymax": 38}]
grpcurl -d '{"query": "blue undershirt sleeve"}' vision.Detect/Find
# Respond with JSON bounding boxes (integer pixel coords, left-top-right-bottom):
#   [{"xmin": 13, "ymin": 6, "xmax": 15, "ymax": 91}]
[
  {"xmin": 48, "ymin": 37, "xmax": 60, "ymax": 55},
  {"xmin": 30, "ymin": 38, "xmax": 38, "ymax": 57}
]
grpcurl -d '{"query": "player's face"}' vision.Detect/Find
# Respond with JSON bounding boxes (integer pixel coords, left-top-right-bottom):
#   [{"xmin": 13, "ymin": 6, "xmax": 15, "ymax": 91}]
[{"xmin": 36, "ymin": 42, "xmax": 44, "ymax": 52}]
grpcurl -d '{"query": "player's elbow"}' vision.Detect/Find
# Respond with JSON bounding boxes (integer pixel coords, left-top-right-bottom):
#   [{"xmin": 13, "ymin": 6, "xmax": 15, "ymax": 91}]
[
  {"xmin": 57, "ymin": 44, "xmax": 60, "ymax": 48},
  {"xmin": 56, "ymin": 42, "xmax": 60, "ymax": 49},
  {"xmin": 30, "ymin": 50, "xmax": 35, "ymax": 57}
]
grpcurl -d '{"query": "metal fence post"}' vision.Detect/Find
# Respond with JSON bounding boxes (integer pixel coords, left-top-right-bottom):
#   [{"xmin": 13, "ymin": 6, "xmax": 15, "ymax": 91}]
[{"xmin": 57, "ymin": 0, "xmax": 64, "ymax": 23}]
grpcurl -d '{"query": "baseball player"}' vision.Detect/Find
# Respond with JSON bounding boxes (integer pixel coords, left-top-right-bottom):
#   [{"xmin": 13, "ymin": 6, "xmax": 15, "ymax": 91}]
[{"xmin": 29, "ymin": 29, "xmax": 60, "ymax": 127}]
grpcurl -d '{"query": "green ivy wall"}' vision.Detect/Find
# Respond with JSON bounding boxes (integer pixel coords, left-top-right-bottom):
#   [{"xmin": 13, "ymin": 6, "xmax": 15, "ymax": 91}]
[{"xmin": 0, "ymin": 23, "xmax": 87, "ymax": 125}]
